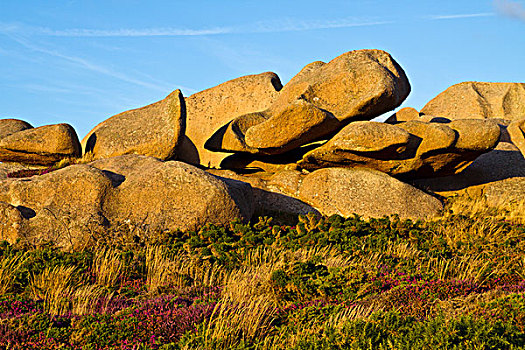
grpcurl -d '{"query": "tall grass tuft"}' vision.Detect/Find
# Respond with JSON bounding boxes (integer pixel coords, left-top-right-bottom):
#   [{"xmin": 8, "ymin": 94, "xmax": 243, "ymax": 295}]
[
  {"xmin": 146, "ymin": 245, "xmax": 173, "ymax": 293},
  {"xmin": 29, "ymin": 265, "xmax": 79, "ymax": 315},
  {"xmin": 93, "ymin": 247, "xmax": 125, "ymax": 289},
  {"xmin": 0, "ymin": 253, "xmax": 27, "ymax": 294},
  {"xmin": 202, "ymin": 296, "xmax": 277, "ymax": 349}
]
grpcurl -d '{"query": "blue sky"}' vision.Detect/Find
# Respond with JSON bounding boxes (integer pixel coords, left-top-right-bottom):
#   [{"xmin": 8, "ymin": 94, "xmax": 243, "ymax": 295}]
[{"xmin": 0, "ymin": 0, "xmax": 524, "ymax": 139}]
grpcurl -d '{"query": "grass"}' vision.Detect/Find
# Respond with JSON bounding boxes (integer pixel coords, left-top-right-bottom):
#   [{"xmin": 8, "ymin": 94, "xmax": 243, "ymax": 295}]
[{"xmin": 0, "ymin": 194, "xmax": 525, "ymax": 349}]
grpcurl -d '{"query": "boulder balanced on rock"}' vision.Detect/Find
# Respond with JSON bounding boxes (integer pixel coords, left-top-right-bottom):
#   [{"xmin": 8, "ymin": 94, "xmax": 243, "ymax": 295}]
[
  {"xmin": 298, "ymin": 119, "xmax": 501, "ymax": 179},
  {"xmin": 205, "ymin": 49, "xmax": 411, "ymax": 157}
]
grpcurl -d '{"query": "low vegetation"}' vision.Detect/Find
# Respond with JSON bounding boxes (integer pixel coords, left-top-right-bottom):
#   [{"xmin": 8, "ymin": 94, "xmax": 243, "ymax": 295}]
[{"xmin": 1, "ymin": 196, "xmax": 524, "ymax": 349}]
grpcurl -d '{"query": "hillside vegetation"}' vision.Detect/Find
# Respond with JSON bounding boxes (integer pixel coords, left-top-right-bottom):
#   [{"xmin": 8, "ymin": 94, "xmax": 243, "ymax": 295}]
[{"xmin": 1, "ymin": 195, "xmax": 525, "ymax": 349}]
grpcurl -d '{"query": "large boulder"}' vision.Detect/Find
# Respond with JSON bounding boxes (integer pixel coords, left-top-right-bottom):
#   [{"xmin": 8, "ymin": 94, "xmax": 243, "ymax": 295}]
[
  {"xmin": 421, "ymin": 82, "xmax": 525, "ymax": 121},
  {"xmin": 178, "ymin": 72, "xmax": 282, "ymax": 168},
  {"xmin": 272, "ymin": 49, "xmax": 410, "ymax": 123},
  {"xmin": 298, "ymin": 119, "xmax": 500, "ymax": 179},
  {"xmin": 82, "ymin": 90, "xmax": 185, "ymax": 161},
  {"xmin": 297, "ymin": 167, "xmax": 443, "ymax": 220},
  {"xmin": 206, "ymin": 49, "xmax": 410, "ymax": 156},
  {"xmin": 0, "ymin": 124, "xmax": 81, "ymax": 165},
  {"xmin": 90, "ymin": 155, "xmax": 254, "ymax": 233},
  {"xmin": 0, "ymin": 164, "xmax": 113, "ymax": 249},
  {"xmin": 0, "ymin": 119, "xmax": 33, "ymax": 139}
]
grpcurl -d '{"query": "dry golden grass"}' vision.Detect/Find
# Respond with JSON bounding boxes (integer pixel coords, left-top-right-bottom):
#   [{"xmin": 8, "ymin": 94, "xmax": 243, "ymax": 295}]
[
  {"xmin": 29, "ymin": 265, "xmax": 79, "ymax": 315},
  {"xmin": 54, "ymin": 152, "xmax": 96, "ymax": 169},
  {"xmin": 201, "ymin": 295, "xmax": 277, "ymax": 349},
  {"xmin": 446, "ymin": 194, "xmax": 525, "ymax": 225},
  {"xmin": 71, "ymin": 284, "xmax": 113, "ymax": 315},
  {"xmin": 93, "ymin": 247, "xmax": 125, "ymax": 289},
  {"xmin": 145, "ymin": 245, "xmax": 173, "ymax": 293},
  {"xmin": 0, "ymin": 253, "xmax": 28, "ymax": 294}
]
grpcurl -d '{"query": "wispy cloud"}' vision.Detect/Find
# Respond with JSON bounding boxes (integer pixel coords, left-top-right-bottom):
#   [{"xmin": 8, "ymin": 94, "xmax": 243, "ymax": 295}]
[
  {"xmin": 3, "ymin": 34, "xmax": 194, "ymax": 94},
  {"xmin": 247, "ymin": 18, "xmax": 394, "ymax": 33},
  {"xmin": 0, "ymin": 11, "xmax": 497, "ymax": 39},
  {"xmin": 427, "ymin": 13, "xmax": 494, "ymax": 20},
  {"xmin": 0, "ymin": 18, "xmax": 392, "ymax": 38},
  {"xmin": 494, "ymin": 0, "xmax": 525, "ymax": 21}
]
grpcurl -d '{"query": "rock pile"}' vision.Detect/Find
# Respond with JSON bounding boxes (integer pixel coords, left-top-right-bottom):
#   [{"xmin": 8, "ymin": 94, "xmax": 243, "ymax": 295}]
[{"xmin": 1, "ymin": 48, "xmax": 524, "ymax": 249}]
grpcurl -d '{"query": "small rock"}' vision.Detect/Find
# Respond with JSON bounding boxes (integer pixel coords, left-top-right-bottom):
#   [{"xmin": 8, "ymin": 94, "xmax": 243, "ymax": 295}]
[{"xmin": 385, "ymin": 107, "xmax": 420, "ymax": 124}]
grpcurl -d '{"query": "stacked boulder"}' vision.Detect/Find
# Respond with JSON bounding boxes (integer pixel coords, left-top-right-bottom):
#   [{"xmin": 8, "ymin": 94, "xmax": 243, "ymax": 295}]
[
  {"xmin": 1, "ymin": 48, "xmax": 524, "ymax": 250},
  {"xmin": 0, "ymin": 121, "xmax": 81, "ymax": 165}
]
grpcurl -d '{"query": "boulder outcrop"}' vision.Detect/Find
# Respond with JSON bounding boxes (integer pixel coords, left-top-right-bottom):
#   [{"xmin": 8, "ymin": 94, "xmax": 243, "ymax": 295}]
[
  {"xmin": 206, "ymin": 49, "xmax": 410, "ymax": 156},
  {"xmin": 0, "ymin": 155, "xmax": 255, "ymax": 249},
  {"xmin": 0, "ymin": 164, "xmax": 113, "ymax": 249},
  {"xmin": 0, "ymin": 123, "xmax": 81, "ymax": 165},
  {"xmin": 421, "ymin": 82, "xmax": 525, "ymax": 121},
  {"xmin": 82, "ymin": 90, "xmax": 185, "ymax": 161},
  {"xmin": 412, "ymin": 142, "xmax": 525, "ymax": 197}
]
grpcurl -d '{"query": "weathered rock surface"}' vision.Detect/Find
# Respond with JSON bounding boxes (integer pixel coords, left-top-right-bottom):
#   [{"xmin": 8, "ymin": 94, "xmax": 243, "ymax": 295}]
[
  {"xmin": 0, "ymin": 124, "xmax": 81, "ymax": 165},
  {"xmin": 298, "ymin": 119, "xmax": 500, "ymax": 179},
  {"xmin": 0, "ymin": 201, "xmax": 26, "ymax": 244},
  {"xmin": 484, "ymin": 177, "xmax": 525, "ymax": 207},
  {"xmin": 273, "ymin": 49, "xmax": 410, "ymax": 123},
  {"xmin": 298, "ymin": 167, "xmax": 443, "ymax": 220},
  {"xmin": 508, "ymin": 118, "xmax": 525, "ymax": 158},
  {"xmin": 0, "ymin": 119, "xmax": 33, "ymax": 139},
  {"xmin": 421, "ymin": 82, "xmax": 525, "ymax": 121},
  {"xmin": 412, "ymin": 142, "xmax": 525, "ymax": 197},
  {"xmin": 206, "ymin": 49, "xmax": 410, "ymax": 156},
  {"xmin": 82, "ymin": 90, "xmax": 185, "ymax": 161},
  {"xmin": 90, "ymin": 155, "xmax": 254, "ymax": 233},
  {"xmin": 0, "ymin": 164, "xmax": 113, "ymax": 249},
  {"xmin": 178, "ymin": 72, "xmax": 281, "ymax": 168}
]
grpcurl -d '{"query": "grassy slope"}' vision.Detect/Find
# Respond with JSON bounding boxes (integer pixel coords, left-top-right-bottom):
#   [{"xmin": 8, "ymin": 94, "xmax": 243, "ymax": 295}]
[{"xmin": 0, "ymin": 196, "xmax": 524, "ymax": 349}]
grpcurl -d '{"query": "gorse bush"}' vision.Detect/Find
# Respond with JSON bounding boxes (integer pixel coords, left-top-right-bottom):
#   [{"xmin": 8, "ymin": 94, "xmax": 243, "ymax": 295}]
[{"xmin": 1, "ymin": 196, "xmax": 525, "ymax": 349}]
